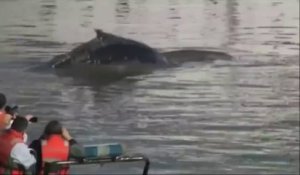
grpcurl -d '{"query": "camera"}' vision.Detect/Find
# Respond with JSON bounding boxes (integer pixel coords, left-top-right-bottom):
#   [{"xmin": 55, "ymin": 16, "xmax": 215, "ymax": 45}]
[{"xmin": 5, "ymin": 105, "xmax": 38, "ymax": 123}]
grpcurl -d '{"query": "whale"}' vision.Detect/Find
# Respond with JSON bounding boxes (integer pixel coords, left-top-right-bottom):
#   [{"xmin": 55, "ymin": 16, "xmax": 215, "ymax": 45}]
[
  {"xmin": 49, "ymin": 29, "xmax": 233, "ymax": 69},
  {"xmin": 49, "ymin": 29, "xmax": 169, "ymax": 68},
  {"xmin": 45, "ymin": 29, "xmax": 234, "ymax": 85}
]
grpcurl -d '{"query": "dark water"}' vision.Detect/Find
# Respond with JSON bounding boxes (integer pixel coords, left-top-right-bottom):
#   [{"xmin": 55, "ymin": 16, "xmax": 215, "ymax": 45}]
[{"xmin": 0, "ymin": 0, "xmax": 299, "ymax": 174}]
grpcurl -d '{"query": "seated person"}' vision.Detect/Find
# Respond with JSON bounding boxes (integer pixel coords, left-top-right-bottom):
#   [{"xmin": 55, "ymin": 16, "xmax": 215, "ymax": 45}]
[
  {"xmin": 29, "ymin": 120, "xmax": 84, "ymax": 175},
  {"xmin": 0, "ymin": 117, "xmax": 36, "ymax": 174}
]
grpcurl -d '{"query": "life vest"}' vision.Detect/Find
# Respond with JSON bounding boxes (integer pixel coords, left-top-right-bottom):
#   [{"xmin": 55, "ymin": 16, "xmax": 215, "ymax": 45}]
[
  {"xmin": 0, "ymin": 110, "xmax": 8, "ymax": 130},
  {"xmin": 0, "ymin": 130, "xmax": 25, "ymax": 175},
  {"xmin": 41, "ymin": 135, "xmax": 70, "ymax": 175}
]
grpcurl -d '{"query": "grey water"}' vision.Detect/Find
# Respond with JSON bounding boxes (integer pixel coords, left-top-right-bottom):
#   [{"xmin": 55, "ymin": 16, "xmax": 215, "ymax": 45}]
[{"xmin": 0, "ymin": 0, "xmax": 299, "ymax": 174}]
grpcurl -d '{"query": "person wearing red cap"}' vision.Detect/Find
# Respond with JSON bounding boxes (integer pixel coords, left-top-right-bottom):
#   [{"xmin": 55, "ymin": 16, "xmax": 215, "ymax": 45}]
[{"xmin": 0, "ymin": 93, "xmax": 36, "ymax": 131}]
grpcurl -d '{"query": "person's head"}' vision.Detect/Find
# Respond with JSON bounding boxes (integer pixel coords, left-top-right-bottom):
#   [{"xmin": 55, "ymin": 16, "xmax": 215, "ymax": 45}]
[
  {"xmin": 43, "ymin": 120, "xmax": 63, "ymax": 138},
  {"xmin": 11, "ymin": 117, "xmax": 29, "ymax": 133},
  {"xmin": 0, "ymin": 93, "xmax": 7, "ymax": 109}
]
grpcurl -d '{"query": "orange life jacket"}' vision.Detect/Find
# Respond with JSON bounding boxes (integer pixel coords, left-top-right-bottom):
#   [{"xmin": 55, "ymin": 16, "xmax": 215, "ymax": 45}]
[
  {"xmin": 41, "ymin": 135, "xmax": 70, "ymax": 175},
  {"xmin": 0, "ymin": 110, "xmax": 8, "ymax": 130},
  {"xmin": 0, "ymin": 130, "xmax": 25, "ymax": 175}
]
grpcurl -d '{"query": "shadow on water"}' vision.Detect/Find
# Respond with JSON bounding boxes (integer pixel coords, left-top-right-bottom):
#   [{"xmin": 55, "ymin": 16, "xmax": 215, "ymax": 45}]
[
  {"xmin": 53, "ymin": 64, "xmax": 155, "ymax": 86},
  {"xmin": 27, "ymin": 60, "xmax": 158, "ymax": 87}
]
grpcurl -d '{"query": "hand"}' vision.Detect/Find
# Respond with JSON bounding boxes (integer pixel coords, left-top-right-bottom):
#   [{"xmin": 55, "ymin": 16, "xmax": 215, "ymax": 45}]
[
  {"xmin": 24, "ymin": 114, "xmax": 34, "ymax": 121},
  {"xmin": 4, "ymin": 114, "xmax": 13, "ymax": 129},
  {"xmin": 6, "ymin": 113, "xmax": 16, "ymax": 120},
  {"xmin": 62, "ymin": 127, "xmax": 73, "ymax": 141},
  {"xmin": 5, "ymin": 113, "xmax": 13, "ymax": 120}
]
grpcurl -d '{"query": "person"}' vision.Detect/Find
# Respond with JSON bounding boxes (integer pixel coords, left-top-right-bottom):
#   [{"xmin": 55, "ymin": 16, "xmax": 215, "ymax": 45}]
[
  {"xmin": 0, "ymin": 93, "xmax": 13, "ymax": 130},
  {"xmin": 0, "ymin": 117, "xmax": 36, "ymax": 175},
  {"xmin": 29, "ymin": 120, "xmax": 84, "ymax": 175},
  {"xmin": 0, "ymin": 92, "xmax": 36, "ymax": 130}
]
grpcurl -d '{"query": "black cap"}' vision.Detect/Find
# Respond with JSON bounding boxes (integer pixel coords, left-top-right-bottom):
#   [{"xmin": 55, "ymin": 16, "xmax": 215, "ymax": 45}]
[{"xmin": 11, "ymin": 117, "xmax": 29, "ymax": 132}]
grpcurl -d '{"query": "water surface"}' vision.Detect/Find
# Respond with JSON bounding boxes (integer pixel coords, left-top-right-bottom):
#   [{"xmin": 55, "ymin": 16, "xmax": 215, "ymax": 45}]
[{"xmin": 0, "ymin": 0, "xmax": 299, "ymax": 174}]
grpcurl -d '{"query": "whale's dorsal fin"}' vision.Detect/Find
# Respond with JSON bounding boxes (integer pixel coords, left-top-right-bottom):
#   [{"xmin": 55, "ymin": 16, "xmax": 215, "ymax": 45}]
[{"xmin": 94, "ymin": 29, "xmax": 104, "ymax": 40}]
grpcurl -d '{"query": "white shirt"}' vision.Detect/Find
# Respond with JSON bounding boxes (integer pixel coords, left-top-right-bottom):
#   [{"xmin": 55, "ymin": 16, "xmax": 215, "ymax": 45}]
[{"xmin": 10, "ymin": 143, "xmax": 36, "ymax": 169}]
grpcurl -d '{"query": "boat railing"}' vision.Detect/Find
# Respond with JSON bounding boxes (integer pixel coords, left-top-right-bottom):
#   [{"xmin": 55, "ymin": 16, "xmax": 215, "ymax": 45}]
[{"xmin": 44, "ymin": 155, "xmax": 150, "ymax": 175}]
